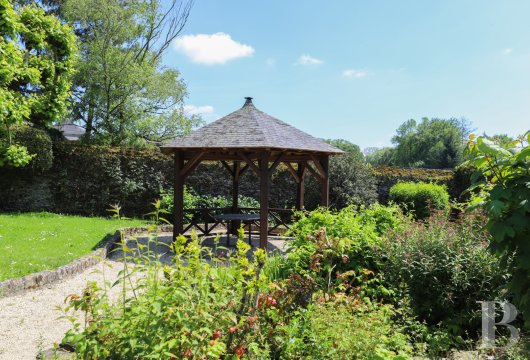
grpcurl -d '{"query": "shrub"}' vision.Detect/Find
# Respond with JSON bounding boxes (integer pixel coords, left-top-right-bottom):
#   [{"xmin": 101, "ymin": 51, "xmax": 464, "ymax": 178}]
[
  {"xmin": 11, "ymin": 125, "xmax": 53, "ymax": 172},
  {"xmin": 381, "ymin": 211, "xmax": 509, "ymax": 337},
  {"xmin": 372, "ymin": 165, "xmax": 455, "ymax": 204},
  {"xmin": 305, "ymin": 153, "xmax": 378, "ymax": 209},
  {"xmin": 465, "ymin": 133, "xmax": 530, "ymax": 327},
  {"xmin": 389, "ymin": 181, "xmax": 449, "ymax": 219},
  {"xmin": 61, "ymin": 207, "xmax": 418, "ymax": 359},
  {"xmin": 275, "ymin": 298, "xmax": 415, "ymax": 359},
  {"xmin": 285, "ymin": 204, "xmax": 407, "ymax": 299},
  {"xmin": 64, "ymin": 228, "xmax": 270, "ymax": 359}
]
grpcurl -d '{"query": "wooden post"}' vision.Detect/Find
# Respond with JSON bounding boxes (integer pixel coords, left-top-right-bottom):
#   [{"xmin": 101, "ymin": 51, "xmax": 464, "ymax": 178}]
[
  {"xmin": 296, "ymin": 162, "xmax": 305, "ymax": 210},
  {"xmin": 232, "ymin": 161, "xmax": 240, "ymax": 211},
  {"xmin": 259, "ymin": 152, "xmax": 269, "ymax": 248},
  {"xmin": 173, "ymin": 151, "xmax": 185, "ymax": 240},
  {"xmin": 231, "ymin": 161, "xmax": 241, "ymax": 235},
  {"xmin": 320, "ymin": 156, "xmax": 329, "ymax": 207}
]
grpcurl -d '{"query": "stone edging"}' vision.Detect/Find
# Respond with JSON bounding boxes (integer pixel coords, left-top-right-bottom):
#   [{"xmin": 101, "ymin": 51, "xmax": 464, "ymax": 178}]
[{"xmin": 0, "ymin": 224, "xmax": 173, "ymax": 298}]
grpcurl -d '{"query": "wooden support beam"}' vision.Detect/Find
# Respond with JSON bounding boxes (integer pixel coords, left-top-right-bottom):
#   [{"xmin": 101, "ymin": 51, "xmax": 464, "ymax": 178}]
[
  {"xmin": 283, "ymin": 161, "xmax": 301, "ymax": 183},
  {"xmin": 173, "ymin": 152, "xmax": 185, "ymax": 240},
  {"xmin": 296, "ymin": 162, "xmax": 306, "ymax": 210},
  {"xmin": 239, "ymin": 163, "xmax": 250, "ymax": 176},
  {"xmin": 237, "ymin": 151, "xmax": 260, "ymax": 176},
  {"xmin": 220, "ymin": 160, "xmax": 234, "ymax": 176},
  {"xmin": 306, "ymin": 161, "xmax": 323, "ymax": 181},
  {"xmin": 259, "ymin": 151, "xmax": 269, "ymax": 248},
  {"xmin": 310, "ymin": 155, "xmax": 327, "ymax": 180},
  {"xmin": 180, "ymin": 151, "xmax": 204, "ymax": 179},
  {"xmin": 268, "ymin": 152, "xmax": 285, "ymax": 176},
  {"xmin": 231, "ymin": 161, "xmax": 241, "ymax": 234}
]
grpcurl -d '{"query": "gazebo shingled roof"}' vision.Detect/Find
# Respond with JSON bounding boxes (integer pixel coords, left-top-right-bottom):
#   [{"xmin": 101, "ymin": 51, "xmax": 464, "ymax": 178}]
[
  {"xmin": 162, "ymin": 97, "xmax": 343, "ymax": 154},
  {"xmin": 161, "ymin": 97, "xmax": 343, "ymax": 248}
]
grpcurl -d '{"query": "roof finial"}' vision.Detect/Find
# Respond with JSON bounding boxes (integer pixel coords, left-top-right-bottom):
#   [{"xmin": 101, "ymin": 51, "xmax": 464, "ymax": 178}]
[{"xmin": 243, "ymin": 97, "xmax": 253, "ymax": 107}]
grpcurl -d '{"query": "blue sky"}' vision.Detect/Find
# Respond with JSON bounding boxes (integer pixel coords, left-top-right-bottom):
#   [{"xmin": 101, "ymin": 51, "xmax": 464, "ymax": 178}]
[{"xmin": 162, "ymin": 0, "xmax": 530, "ymax": 149}]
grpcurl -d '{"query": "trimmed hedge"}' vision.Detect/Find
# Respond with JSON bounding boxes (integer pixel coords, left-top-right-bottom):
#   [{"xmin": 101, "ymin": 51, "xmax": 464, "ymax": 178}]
[
  {"xmin": 0, "ymin": 143, "xmax": 468, "ymax": 217},
  {"xmin": 389, "ymin": 181, "xmax": 450, "ymax": 219},
  {"xmin": 372, "ymin": 165, "xmax": 458, "ymax": 203}
]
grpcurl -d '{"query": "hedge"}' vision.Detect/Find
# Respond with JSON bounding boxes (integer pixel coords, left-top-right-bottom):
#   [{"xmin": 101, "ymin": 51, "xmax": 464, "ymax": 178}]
[
  {"xmin": 0, "ymin": 142, "xmax": 469, "ymax": 218},
  {"xmin": 371, "ymin": 165, "xmax": 468, "ymax": 203},
  {"xmin": 389, "ymin": 181, "xmax": 450, "ymax": 219}
]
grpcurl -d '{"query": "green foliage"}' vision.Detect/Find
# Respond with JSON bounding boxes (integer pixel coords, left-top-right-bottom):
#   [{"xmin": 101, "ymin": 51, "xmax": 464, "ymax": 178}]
[
  {"xmin": 10, "ymin": 124, "xmax": 53, "ymax": 172},
  {"xmin": 367, "ymin": 147, "xmax": 397, "ymax": 166},
  {"xmin": 159, "ymin": 186, "xmax": 259, "ymax": 221},
  {"xmin": 62, "ymin": 0, "xmax": 200, "ymax": 146},
  {"xmin": 390, "ymin": 117, "xmax": 470, "ymax": 168},
  {"xmin": 324, "ymin": 138, "xmax": 364, "ymax": 160},
  {"xmin": 464, "ymin": 132, "xmax": 530, "ymax": 326},
  {"xmin": 372, "ymin": 165, "xmax": 456, "ymax": 203},
  {"xmin": 62, "ymin": 204, "xmax": 418, "ymax": 359},
  {"xmin": 285, "ymin": 204, "xmax": 406, "ymax": 298},
  {"xmin": 0, "ymin": 143, "xmax": 34, "ymax": 167},
  {"xmin": 277, "ymin": 299, "xmax": 414, "ymax": 359},
  {"xmin": 381, "ymin": 211, "xmax": 509, "ymax": 337},
  {"xmin": 0, "ymin": 0, "xmax": 76, "ymax": 166},
  {"xmin": 306, "ymin": 152, "xmax": 378, "ymax": 209},
  {"xmin": 369, "ymin": 117, "xmax": 472, "ymax": 168},
  {"xmin": 389, "ymin": 181, "xmax": 449, "ymax": 219}
]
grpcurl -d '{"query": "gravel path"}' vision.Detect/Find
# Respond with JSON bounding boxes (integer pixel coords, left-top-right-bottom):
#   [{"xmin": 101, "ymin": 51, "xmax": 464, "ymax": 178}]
[{"xmin": 0, "ymin": 260, "xmax": 127, "ymax": 360}]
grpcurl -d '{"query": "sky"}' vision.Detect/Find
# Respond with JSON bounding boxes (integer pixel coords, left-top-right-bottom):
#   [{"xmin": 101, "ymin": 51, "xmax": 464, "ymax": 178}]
[{"xmin": 162, "ymin": 0, "xmax": 530, "ymax": 149}]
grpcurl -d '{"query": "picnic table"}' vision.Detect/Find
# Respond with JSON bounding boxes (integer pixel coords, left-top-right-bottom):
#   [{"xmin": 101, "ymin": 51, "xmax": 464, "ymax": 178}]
[{"xmin": 214, "ymin": 213, "xmax": 260, "ymax": 245}]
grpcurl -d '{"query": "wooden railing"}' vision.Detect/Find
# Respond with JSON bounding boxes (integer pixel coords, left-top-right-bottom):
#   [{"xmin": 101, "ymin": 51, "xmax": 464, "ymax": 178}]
[{"xmin": 182, "ymin": 207, "xmax": 294, "ymax": 236}]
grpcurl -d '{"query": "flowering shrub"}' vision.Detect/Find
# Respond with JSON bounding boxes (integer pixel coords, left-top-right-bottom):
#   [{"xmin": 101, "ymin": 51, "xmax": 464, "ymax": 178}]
[
  {"xmin": 285, "ymin": 204, "xmax": 406, "ymax": 299},
  {"xmin": 381, "ymin": 210, "xmax": 509, "ymax": 337}
]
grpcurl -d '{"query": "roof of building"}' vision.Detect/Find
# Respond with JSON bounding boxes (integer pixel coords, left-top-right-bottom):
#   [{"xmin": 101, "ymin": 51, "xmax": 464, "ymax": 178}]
[
  {"xmin": 54, "ymin": 123, "xmax": 85, "ymax": 141},
  {"xmin": 161, "ymin": 98, "xmax": 343, "ymax": 154}
]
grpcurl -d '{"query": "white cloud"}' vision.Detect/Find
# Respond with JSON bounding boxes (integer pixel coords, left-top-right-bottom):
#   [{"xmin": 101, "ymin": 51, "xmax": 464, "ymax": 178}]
[
  {"xmin": 502, "ymin": 48, "xmax": 513, "ymax": 55},
  {"xmin": 183, "ymin": 105, "xmax": 214, "ymax": 115},
  {"xmin": 342, "ymin": 69, "xmax": 368, "ymax": 78},
  {"xmin": 296, "ymin": 54, "xmax": 323, "ymax": 65},
  {"xmin": 173, "ymin": 33, "xmax": 254, "ymax": 65}
]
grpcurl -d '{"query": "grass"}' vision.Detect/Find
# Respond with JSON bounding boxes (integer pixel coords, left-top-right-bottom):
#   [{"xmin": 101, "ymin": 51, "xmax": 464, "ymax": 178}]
[{"xmin": 0, "ymin": 212, "xmax": 145, "ymax": 281}]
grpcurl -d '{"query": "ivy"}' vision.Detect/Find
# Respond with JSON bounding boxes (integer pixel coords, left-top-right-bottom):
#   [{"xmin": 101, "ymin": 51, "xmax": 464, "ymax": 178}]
[{"xmin": 464, "ymin": 132, "xmax": 530, "ymax": 326}]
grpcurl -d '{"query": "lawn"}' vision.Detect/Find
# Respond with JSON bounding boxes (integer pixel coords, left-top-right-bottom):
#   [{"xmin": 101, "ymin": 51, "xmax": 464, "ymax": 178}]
[{"xmin": 0, "ymin": 212, "xmax": 145, "ymax": 281}]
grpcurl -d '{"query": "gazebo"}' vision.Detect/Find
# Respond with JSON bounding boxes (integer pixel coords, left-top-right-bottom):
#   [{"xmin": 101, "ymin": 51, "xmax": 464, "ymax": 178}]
[{"xmin": 161, "ymin": 97, "xmax": 343, "ymax": 248}]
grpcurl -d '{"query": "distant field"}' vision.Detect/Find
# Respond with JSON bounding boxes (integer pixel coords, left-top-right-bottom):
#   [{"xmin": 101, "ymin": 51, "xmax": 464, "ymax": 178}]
[{"xmin": 0, "ymin": 212, "xmax": 145, "ymax": 281}]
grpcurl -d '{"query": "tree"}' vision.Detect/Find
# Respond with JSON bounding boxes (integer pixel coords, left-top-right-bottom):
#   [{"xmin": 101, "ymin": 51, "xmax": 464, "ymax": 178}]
[
  {"xmin": 328, "ymin": 153, "xmax": 378, "ymax": 208},
  {"xmin": 391, "ymin": 117, "xmax": 468, "ymax": 168},
  {"xmin": 324, "ymin": 139, "xmax": 363, "ymax": 160},
  {"xmin": 0, "ymin": 0, "xmax": 76, "ymax": 167},
  {"xmin": 62, "ymin": 0, "xmax": 200, "ymax": 146},
  {"xmin": 484, "ymin": 133, "xmax": 514, "ymax": 147},
  {"xmin": 365, "ymin": 147, "xmax": 396, "ymax": 166}
]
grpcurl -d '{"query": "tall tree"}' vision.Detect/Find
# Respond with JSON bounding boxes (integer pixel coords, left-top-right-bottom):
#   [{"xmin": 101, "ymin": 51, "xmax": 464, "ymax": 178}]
[
  {"xmin": 324, "ymin": 139, "xmax": 364, "ymax": 160},
  {"xmin": 62, "ymin": 0, "xmax": 200, "ymax": 146},
  {"xmin": 391, "ymin": 117, "xmax": 469, "ymax": 168},
  {"xmin": 0, "ymin": 0, "xmax": 76, "ymax": 167}
]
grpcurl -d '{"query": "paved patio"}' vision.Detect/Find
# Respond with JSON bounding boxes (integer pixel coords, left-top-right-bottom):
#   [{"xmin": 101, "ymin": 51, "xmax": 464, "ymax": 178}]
[{"xmin": 108, "ymin": 231, "xmax": 290, "ymax": 265}]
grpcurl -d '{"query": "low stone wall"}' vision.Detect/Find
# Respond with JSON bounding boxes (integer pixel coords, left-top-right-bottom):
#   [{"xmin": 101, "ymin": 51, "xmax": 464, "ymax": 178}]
[{"xmin": 0, "ymin": 225, "xmax": 173, "ymax": 298}]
